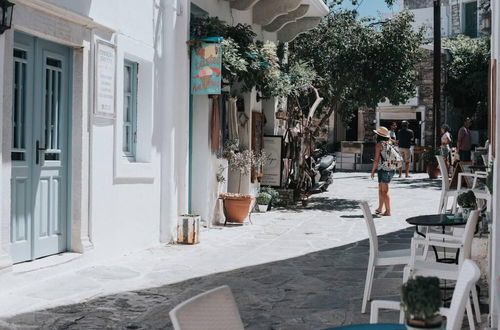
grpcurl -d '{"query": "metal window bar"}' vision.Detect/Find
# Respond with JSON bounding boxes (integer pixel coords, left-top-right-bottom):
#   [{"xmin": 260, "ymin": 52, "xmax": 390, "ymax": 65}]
[
  {"xmin": 44, "ymin": 59, "xmax": 62, "ymax": 154},
  {"xmin": 13, "ymin": 51, "xmax": 27, "ymax": 158}
]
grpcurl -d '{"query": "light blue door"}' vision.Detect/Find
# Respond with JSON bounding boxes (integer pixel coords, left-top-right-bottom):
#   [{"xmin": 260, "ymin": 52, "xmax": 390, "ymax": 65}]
[{"xmin": 10, "ymin": 32, "xmax": 71, "ymax": 263}]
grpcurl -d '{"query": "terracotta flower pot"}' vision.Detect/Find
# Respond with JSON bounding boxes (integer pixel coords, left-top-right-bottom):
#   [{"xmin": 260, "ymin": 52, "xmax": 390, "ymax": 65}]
[
  {"xmin": 426, "ymin": 163, "xmax": 441, "ymax": 179},
  {"xmin": 221, "ymin": 194, "xmax": 253, "ymax": 223}
]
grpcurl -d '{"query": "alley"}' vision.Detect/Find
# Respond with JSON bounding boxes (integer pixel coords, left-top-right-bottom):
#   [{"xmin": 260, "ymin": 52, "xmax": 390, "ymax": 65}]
[{"xmin": 0, "ymin": 172, "xmax": 443, "ymax": 329}]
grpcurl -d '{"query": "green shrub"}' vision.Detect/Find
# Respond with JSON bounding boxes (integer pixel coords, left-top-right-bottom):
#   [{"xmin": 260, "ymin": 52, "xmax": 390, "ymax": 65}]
[
  {"xmin": 457, "ymin": 190, "xmax": 477, "ymax": 209},
  {"xmin": 256, "ymin": 192, "xmax": 272, "ymax": 205},
  {"xmin": 260, "ymin": 187, "xmax": 281, "ymax": 206},
  {"xmin": 401, "ymin": 276, "xmax": 441, "ymax": 321}
]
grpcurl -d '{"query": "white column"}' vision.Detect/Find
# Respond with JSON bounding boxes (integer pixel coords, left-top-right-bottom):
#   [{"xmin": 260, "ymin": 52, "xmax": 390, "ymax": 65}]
[
  {"xmin": 0, "ymin": 30, "xmax": 14, "ymax": 270},
  {"xmin": 158, "ymin": 0, "xmax": 190, "ymax": 243}
]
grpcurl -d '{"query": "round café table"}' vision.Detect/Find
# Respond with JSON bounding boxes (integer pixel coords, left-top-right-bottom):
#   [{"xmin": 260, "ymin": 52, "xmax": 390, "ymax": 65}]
[
  {"xmin": 325, "ymin": 324, "xmax": 404, "ymax": 330},
  {"xmin": 406, "ymin": 213, "xmax": 466, "ymax": 264}
]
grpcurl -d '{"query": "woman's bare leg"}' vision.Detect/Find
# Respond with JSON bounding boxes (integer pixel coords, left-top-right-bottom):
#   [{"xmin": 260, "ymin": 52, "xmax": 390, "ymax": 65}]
[
  {"xmin": 381, "ymin": 183, "xmax": 391, "ymax": 215},
  {"xmin": 376, "ymin": 185, "xmax": 383, "ymax": 213}
]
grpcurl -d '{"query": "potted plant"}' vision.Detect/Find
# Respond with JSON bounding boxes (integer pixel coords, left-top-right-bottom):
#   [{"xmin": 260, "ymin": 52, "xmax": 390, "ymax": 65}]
[
  {"xmin": 401, "ymin": 276, "xmax": 443, "ymax": 329},
  {"xmin": 457, "ymin": 190, "xmax": 477, "ymax": 220},
  {"xmin": 256, "ymin": 192, "xmax": 272, "ymax": 213},
  {"xmin": 219, "ymin": 140, "xmax": 267, "ymax": 223},
  {"xmin": 423, "ymin": 147, "xmax": 440, "ymax": 179},
  {"xmin": 260, "ymin": 187, "xmax": 281, "ymax": 211}
]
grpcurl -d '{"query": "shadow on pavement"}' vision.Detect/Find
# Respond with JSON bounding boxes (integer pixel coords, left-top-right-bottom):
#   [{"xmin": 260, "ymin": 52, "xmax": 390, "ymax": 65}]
[
  {"xmin": 1, "ymin": 229, "xmax": 438, "ymax": 330},
  {"xmin": 391, "ymin": 177, "xmax": 441, "ymax": 190},
  {"xmin": 278, "ymin": 197, "xmax": 360, "ymax": 213}
]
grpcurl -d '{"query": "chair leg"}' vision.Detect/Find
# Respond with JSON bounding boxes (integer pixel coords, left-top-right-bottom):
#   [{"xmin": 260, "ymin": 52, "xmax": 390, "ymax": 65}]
[
  {"xmin": 362, "ymin": 261, "xmax": 375, "ymax": 313},
  {"xmin": 471, "ymin": 287, "xmax": 481, "ymax": 324},
  {"xmin": 466, "ymin": 299, "xmax": 476, "ymax": 330}
]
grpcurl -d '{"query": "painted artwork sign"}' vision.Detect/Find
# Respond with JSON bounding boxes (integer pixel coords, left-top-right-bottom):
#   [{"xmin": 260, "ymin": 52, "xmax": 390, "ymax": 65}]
[
  {"xmin": 95, "ymin": 40, "xmax": 116, "ymax": 118},
  {"xmin": 262, "ymin": 136, "xmax": 283, "ymax": 187},
  {"xmin": 191, "ymin": 42, "xmax": 222, "ymax": 95}
]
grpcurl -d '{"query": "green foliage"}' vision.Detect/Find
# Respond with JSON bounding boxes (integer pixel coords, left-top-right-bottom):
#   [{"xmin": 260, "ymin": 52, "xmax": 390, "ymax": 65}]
[
  {"xmin": 423, "ymin": 147, "xmax": 439, "ymax": 165},
  {"xmin": 260, "ymin": 187, "xmax": 281, "ymax": 206},
  {"xmin": 457, "ymin": 190, "xmax": 477, "ymax": 209},
  {"xmin": 190, "ymin": 16, "xmax": 315, "ymax": 98},
  {"xmin": 289, "ymin": 11, "xmax": 424, "ymax": 125},
  {"xmin": 401, "ymin": 276, "xmax": 442, "ymax": 321},
  {"xmin": 444, "ymin": 36, "xmax": 490, "ymax": 128},
  {"xmin": 256, "ymin": 192, "xmax": 272, "ymax": 205}
]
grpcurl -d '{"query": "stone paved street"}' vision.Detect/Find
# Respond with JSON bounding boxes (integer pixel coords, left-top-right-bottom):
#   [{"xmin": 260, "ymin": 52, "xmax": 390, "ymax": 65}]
[{"xmin": 0, "ymin": 172, "xmax": 469, "ymax": 329}]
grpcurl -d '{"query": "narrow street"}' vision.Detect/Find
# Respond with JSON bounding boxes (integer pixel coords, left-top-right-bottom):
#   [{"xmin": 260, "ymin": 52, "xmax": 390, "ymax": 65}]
[{"xmin": 0, "ymin": 172, "xmax": 445, "ymax": 329}]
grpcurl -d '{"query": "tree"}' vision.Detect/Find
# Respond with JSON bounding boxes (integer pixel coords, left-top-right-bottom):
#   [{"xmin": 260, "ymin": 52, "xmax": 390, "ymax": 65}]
[
  {"xmin": 289, "ymin": 10, "xmax": 424, "ymax": 128},
  {"xmin": 444, "ymin": 35, "xmax": 490, "ymax": 129}
]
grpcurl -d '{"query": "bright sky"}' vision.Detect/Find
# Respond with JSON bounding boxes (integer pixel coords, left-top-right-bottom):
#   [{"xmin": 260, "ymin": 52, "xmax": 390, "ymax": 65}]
[{"xmin": 336, "ymin": 0, "xmax": 400, "ymax": 19}]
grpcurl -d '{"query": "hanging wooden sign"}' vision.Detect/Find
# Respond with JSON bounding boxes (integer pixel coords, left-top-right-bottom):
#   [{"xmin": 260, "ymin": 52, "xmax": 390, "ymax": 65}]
[{"xmin": 191, "ymin": 42, "xmax": 222, "ymax": 95}]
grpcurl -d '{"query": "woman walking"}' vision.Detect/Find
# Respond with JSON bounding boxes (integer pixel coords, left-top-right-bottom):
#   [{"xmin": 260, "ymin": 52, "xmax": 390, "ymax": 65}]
[
  {"xmin": 440, "ymin": 124, "xmax": 452, "ymax": 168},
  {"xmin": 370, "ymin": 127, "xmax": 396, "ymax": 216}
]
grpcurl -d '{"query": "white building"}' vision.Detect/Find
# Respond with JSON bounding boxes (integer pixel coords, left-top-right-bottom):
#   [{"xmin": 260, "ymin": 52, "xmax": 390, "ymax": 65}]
[
  {"xmin": 189, "ymin": 0, "xmax": 328, "ymax": 225},
  {"xmin": 0, "ymin": 0, "xmax": 190, "ymax": 268},
  {"xmin": 0, "ymin": 0, "xmax": 328, "ymax": 269}
]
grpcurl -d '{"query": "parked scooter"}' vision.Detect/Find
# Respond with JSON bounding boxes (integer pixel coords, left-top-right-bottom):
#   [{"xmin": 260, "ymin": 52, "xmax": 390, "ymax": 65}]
[{"xmin": 309, "ymin": 145, "xmax": 336, "ymax": 193}]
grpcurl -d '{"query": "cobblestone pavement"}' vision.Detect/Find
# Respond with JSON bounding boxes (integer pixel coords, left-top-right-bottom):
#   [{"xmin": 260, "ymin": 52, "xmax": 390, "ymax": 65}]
[{"xmin": 1, "ymin": 172, "xmax": 486, "ymax": 329}]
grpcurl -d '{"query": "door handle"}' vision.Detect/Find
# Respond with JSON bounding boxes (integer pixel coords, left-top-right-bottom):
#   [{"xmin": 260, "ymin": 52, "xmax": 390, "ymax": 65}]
[{"xmin": 36, "ymin": 140, "xmax": 46, "ymax": 165}]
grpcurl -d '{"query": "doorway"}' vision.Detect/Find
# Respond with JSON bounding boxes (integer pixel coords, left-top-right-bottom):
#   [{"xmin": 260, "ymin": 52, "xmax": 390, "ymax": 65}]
[{"xmin": 10, "ymin": 32, "xmax": 72, "ymax": 263}]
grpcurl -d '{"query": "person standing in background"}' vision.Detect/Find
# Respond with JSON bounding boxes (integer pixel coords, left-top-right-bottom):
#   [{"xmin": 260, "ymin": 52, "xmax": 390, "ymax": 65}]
[
  {"xmin": 457, "ymin": 118, "xmax": 472, "ymax": 162},
  {"xmin": 397, "ymin": 121, "xmax": 414, "ymax": 178},
  {"xmin": 389, "ymin": 122, "xmax": 397, "ymax": 142},
  {"xmin": 440, "ymin": 124, "xmax": 452, "ymax": 169}
]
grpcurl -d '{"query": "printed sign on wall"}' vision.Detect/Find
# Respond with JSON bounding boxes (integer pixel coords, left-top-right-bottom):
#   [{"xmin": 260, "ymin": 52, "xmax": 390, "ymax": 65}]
[
  {"xmin": 95, "ymin": 40, "xmax": 117, "ymax": 118},
  {"xmin": 191, "ymin": 42, "xmax": 222, "ymax": 95},
  {"xmin": 262, "ymin": 136, "xmax": 283, "ymax": 187}
]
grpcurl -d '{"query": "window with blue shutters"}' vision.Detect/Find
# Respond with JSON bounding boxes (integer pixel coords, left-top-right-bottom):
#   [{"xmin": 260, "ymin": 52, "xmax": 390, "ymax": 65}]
[{"xmin": 123, "ymin": 60, "xmax": 138, "ymax": 160}]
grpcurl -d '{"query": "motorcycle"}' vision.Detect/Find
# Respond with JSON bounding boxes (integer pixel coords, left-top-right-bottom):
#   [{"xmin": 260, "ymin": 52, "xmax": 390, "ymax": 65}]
[{"xmin": 309, "ymin": 146, "xmax": 336, "ymax": 194}]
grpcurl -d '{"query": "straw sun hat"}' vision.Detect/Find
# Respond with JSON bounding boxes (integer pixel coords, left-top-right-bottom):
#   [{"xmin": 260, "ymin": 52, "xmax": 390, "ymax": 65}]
[{"xmin": 373, "ymin": 126, "xmax": 391, "ymax": 138}]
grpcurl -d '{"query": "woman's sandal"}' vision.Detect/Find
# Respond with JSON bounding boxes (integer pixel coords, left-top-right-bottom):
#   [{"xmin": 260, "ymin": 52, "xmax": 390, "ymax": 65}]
[
  {"xmin": 382, "ymin": 212, "xmax": 391, "ymax": 216},
  {"xmin": 375, "ymin": 209, "xmax": 383, "ymax": 215}
]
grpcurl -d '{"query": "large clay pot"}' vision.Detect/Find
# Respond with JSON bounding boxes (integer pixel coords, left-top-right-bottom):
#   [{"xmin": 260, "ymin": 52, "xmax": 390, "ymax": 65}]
[
  {"xmin": 426, "ymin": 163, "xmax": 441, "ymax": 179},
  {"xmin": 222, "ymin": 195, "xmax": 253, "ymax": 223}
]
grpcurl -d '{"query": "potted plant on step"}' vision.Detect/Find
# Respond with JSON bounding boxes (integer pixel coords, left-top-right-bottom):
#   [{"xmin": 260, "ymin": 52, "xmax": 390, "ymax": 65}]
[
  {"xmin": 401, "ymin": 276, "xmax": 443, "ymax": 329},
  {"xmin": 423, "ymin": 147, "xmax": 440, "ymax": 179},
  {"xmin": 256, "ymin": 192, "xmax": 272, "ymax": 213},
  {"xmin": 457, "ymin": 190, "xmax": 477, "ymax": 220}
]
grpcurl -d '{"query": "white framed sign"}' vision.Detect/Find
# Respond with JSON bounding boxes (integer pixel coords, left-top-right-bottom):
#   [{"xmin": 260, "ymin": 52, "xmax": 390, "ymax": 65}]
[
  {"xmin": 95, "ymin": 40, "xmax": 117, "ymax": 118},
  {"xmin": 262, "ymin": 136, "xmax": 283, "ymax": 187}
]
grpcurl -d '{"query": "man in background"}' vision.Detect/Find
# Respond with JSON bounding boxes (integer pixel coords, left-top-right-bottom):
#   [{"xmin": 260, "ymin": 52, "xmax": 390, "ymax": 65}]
[
  {"xmin": 457, "ymin": 117, "xmax": 472, "ymax": 162},
  {"xmin": 397, "ymin": 121, "xmax": 414, "ymax": 178}
]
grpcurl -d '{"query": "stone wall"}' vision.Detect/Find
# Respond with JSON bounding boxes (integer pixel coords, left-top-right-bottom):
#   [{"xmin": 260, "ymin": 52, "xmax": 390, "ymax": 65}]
[
  {"xmin": 451, "ymin": 3, "xmax": 461, "ymax": 35},
  {"xmin": 403, "ymin": 0, "xmax": 449, "ymax": 10}
]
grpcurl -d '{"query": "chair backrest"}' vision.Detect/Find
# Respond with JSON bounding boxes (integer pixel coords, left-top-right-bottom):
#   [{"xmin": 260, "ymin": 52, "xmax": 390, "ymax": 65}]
[
  {"xmin": 436, "ymin": 155, "xmax": 450, "ymax": 191},
  {"xmin": 460, "ymin": 210, "xmax": 480, "ymax": 261},
  {"xmin": 360, "ymin": 201, "xmax": 378, "ymax": 255},
  {"xmin": 446, "ymin": 259, "xmax": 481, "ymax": 330},
  {"xmin": 169, "ymin": 285, "xmax": 244, "ymax": 330}
]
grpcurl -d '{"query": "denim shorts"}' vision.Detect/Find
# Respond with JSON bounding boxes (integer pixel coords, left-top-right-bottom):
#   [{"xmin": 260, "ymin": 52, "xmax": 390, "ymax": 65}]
[{"xmin": 378, "ymin": 169, "xmax": 395, "ymax": 184}]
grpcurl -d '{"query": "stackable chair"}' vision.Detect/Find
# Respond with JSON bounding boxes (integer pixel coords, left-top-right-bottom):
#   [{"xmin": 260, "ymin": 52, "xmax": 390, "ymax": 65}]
[
  {"xmin": 436, "ymin": 155, "xmax": 458, "ymax": 214},
  {"xmin": 370, "ymin": 259, "xmax": 481, "ymax": 330},
  {"xmin": 169, "ymin": 285, "xmax": 244, "ymax": 330},
  {"xmin": 360, "ymin": 201, "xmax": 412, "ymax": 313},
  {"xmin": 403, "ymin": 210, "xmax": 481, "ymax": 329}
]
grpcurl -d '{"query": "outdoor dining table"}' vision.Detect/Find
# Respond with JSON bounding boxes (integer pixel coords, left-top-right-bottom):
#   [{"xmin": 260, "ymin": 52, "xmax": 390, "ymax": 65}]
[
  {"xmin": 406, "ymin": 213, "xmax": 467, "ymax": 264},
  {"xmin": 325, "ymin": 324, "xmax": 404, "ymax": 330}
]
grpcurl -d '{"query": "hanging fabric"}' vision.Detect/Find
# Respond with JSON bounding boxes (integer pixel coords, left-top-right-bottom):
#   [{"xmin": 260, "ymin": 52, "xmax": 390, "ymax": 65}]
[
  {"xmin": 228, "ymin": 97, "xmax": 239, "ymax": 143},
  {"xmin": 220, "ymin": 94, "xmax": 227, "ymax": 150},
  {"xmin": 210, "ymin": 95, "xmax": 221, "ymax": 151}
]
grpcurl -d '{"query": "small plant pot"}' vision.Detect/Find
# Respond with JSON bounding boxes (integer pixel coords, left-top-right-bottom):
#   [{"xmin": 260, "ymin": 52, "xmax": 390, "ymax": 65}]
[
  {"xmin": 177, "ymin": 214, "xmax": 200, "ymax": 244},
  {"xmin": 258, "ymin": 204, "xmax": 268, "ymax": 213},
  {"xmin": 405, "ymin": 315, "xmax": 445, "ymax": 330},
  {"xmin": 461, "ymin": 207, "xmax": 472, "ymax": 221}
]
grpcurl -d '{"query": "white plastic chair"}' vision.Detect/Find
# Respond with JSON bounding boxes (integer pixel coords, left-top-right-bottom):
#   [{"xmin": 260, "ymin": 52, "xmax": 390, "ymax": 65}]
[
  {"xmin": 436, "ymin": 155, "xmax": 458, "ymax": 213},
  {"xmin": 360, "ymin": 201, "xmax": 412, "ymax": 313},
  {"xmin": 403, "ymin": 210, "xmax": 481, "ymax": 328},
  {"xmin": 169, "ymin": 285, "xmax": 244, "ymax": 330},
  {"xmin": 370, "ymin": 259, "xmax": 481, "ymax": 330}
]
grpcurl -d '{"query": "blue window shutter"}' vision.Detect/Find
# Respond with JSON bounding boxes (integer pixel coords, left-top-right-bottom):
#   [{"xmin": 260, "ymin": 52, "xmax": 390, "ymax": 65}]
[{"xmin": 123, "ymin": 60, "xmax": 138, "ymax": 160}]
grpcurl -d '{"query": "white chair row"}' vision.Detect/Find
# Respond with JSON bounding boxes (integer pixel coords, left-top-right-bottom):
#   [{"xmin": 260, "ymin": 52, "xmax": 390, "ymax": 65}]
[{"xmin": 361, "ymin": 201, "xmax": 482, "ymax": 329}]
